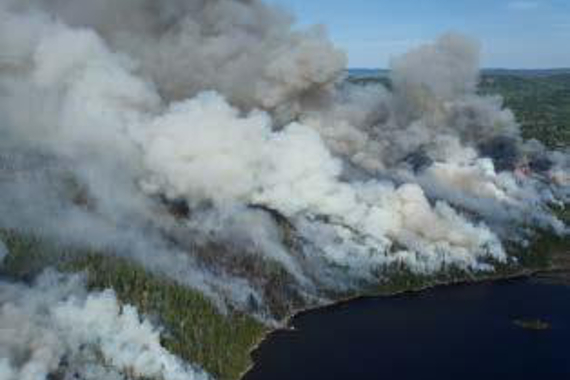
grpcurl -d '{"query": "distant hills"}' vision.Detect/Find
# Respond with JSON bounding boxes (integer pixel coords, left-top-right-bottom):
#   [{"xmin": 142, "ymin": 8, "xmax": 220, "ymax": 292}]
[
  {"xmin": 481, "ymin": 68, "xmax": 570, "ymax": 77},
  {"xmin": 347, "ymin": 68, "xmax": 390, "ymax": 78},
  {"xmin": 347, "ymin": 68, "xmax": 570, "ymax": 78}
]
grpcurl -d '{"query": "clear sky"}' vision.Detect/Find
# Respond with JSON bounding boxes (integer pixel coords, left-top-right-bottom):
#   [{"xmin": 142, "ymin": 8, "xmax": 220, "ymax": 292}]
[{"xmin": 269, "ymin": 0, "xmax": 570, "ymax": 69}]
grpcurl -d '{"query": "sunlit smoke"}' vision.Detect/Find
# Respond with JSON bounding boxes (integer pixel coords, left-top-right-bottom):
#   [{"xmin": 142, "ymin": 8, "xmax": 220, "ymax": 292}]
[
  {"xmin": 0, "ymin": 270, "xmax": 209, "ymax": 380},
  {"xmin": 0, "ymin": 0, "xmax": 568, "ymax": 322}
]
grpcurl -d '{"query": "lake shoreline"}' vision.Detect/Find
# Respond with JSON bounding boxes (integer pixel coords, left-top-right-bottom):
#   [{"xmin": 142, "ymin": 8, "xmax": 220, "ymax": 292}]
[{"xmin": 239, "ymin": 264, "xmax": 569, "ymax": 380}]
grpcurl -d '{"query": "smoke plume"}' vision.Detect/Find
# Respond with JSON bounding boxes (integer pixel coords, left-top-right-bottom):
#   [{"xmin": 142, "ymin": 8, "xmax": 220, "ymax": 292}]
[
  {"xmin": 0, "ymin": 270, "xmax": 209, "ymax": 380},
  {"xmin": 0, "ymin": 0, "xmax": 568, "ymax": 322}
]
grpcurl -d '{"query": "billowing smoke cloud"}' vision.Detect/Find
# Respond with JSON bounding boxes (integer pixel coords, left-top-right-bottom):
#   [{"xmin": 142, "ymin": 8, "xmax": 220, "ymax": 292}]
[
  {"xmin": 138, "ymin": 92, "xmax": 506, "ymax": 277},
  {"xmin": 5, "ymin": 0, "xmax": 346, "ymax": 118},
  {"xmin": 0, "ymin": 3, "xmax": 264, "ymax": 312},
  {"xmin": 301, "ymin": 33, "xmax": 567, "ymax": 238},
  {"xmin": 0, "ymin": 270, "xmax": 209, "ymax": 380},
  {"xmin": 0, "ymin": 0, "xmax": 568, "ymax": 326}
]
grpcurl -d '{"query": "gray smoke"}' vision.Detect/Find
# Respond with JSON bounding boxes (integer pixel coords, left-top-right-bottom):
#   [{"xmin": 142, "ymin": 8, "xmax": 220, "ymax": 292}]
[
  {"xmin": 0, "ymin": 0, "xmax": 568, "ymax": 324},
  {"xmin": 301, "ymin": 33, "xmax": 566, "ymax": 239},
  {"xmin": 4, "ymin": 0, "xmax": 346, "ymax": 116}
]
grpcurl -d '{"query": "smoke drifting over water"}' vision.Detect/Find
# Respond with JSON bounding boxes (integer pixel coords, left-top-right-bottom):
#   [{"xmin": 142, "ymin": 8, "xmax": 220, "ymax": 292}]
[{"xmin": 0, "ymin": 0, "xmax": 569, "ymax": 325}]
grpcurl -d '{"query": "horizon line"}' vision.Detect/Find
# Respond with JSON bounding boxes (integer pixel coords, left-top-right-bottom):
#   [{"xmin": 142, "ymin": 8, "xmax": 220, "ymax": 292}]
[{"xmin": 348, "ymin": 67, "xmax": 570, "ymax": 71}]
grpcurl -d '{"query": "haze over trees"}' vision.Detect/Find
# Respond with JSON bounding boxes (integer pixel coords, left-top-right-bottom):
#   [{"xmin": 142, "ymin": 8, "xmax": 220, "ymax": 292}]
[{"xmin": 0, "ymin": 1, "xmax": 569, "ymax": 379}]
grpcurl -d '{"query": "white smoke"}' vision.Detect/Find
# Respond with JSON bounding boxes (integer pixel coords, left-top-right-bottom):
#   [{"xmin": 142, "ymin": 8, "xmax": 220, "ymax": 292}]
[
  {"xmin": 0, "ymin": 4, "xmax": 264, "ymax": 312},
  {"xmin": 137, "ymin": 92, "xmax": 506, "ymax": 275},
  {"xmin": 0, "ymin": 270, "xmax": 209, "ymax": 380},
  {"xmin": 0, "ymin": 0, "xmax": 568, "ymax": 319},
  {"xmin": 301, "ymin": 34, "xmax": 568, "ymax": 240}
]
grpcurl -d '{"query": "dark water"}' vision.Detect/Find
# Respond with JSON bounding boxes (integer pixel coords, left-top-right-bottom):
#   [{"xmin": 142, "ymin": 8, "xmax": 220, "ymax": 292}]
[{"xmin": 244, "ymin": 279, "xmax": 570, "ymax": 380}]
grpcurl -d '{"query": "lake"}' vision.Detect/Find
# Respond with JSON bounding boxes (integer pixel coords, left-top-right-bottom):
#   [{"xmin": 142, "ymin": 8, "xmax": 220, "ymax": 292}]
[{"xmin": 244, "ymin": 278, "xmax": 570, "ymax": 380}]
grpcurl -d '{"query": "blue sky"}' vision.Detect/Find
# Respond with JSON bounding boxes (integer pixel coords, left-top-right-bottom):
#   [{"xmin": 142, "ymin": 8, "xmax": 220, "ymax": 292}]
[{"xmin": 269, "ymin": 0, "xmax": 570, "ymax": 68}]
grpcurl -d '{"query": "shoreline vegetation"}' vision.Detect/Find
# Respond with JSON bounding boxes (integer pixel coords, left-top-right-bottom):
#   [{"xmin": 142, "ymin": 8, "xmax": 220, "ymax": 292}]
[
  {"xmin": 1, "ymin": 226, "xmax": 569, "ymax": 380},
  {"xmin": 0, "ymin": 230, "xmax": 268, "ymax": 380},
  {"xmin": 2, "ymin": 70, "xmax": 570, "ymax": 380}
]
